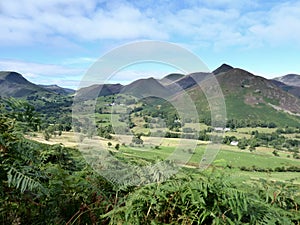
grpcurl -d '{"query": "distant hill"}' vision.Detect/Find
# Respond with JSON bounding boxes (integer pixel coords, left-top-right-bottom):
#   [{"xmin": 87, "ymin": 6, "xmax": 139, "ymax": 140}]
[
  {"xmin": 0, "ymin": 71, "xmax": 75, "ymax": 98},
  {"xmin": 271, "ymin": 74, "xmax": 300, "ymax": 99},
  {"xmin": 0, "ymin": 71, "xmax": 49, "ymax": 97},
  {"xmin": 274, "ymin": 74, "xmax": 300, "ymax": 87},
  {"xmin": 39, "ymin": 84, "xmax": 75, "ymax": 95}
]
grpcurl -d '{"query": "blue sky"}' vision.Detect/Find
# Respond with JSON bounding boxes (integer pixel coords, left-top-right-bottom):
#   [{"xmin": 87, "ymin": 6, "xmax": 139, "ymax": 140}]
[{"xmin": 0, "ymin": 0, "xmax": 300, "ymax": 89}]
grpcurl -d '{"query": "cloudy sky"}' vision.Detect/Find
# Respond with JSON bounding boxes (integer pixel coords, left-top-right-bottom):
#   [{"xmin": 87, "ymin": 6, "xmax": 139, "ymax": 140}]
[{"xmin": 1, "ymin": 0, "xmax": 300, "ymax": 89}]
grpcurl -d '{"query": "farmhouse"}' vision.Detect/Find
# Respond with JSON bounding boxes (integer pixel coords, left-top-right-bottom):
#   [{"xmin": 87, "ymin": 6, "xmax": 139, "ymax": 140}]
[
  {"xmin": 214, "ymin": 127, "xmax": 231, "ymax": 132},
  {"xmin": 230, "ymin": 141, "xmax": 239, "ymax": 146}
]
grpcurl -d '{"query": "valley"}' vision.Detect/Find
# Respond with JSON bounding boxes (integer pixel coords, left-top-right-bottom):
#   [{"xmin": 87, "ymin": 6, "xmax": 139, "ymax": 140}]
[{"xmin": 1, "ymin": 65, "xmax": 300, "ymax": 224}]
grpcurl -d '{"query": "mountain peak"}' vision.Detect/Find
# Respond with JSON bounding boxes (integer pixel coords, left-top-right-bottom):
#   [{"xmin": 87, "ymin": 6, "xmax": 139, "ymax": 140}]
[
  {"xmin": 213, "ymin": 64, "xmax": 234, "ymax": 75},
  {"xmin": 0, "ymin": 71, "xmax": 29, "ymax": 85}
]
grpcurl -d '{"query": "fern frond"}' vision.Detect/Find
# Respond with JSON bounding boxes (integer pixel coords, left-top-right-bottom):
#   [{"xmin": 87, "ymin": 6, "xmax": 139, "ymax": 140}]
[{"xmin": 7, "ymin": 167, "xmax": 45, "ymax": 194}]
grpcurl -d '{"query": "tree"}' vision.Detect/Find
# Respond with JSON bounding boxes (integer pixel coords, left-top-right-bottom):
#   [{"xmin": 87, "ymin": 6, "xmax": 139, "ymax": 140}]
[
  {"xmin": 44, "ymin": 131, "xmax": 51, "ymax": 141},
  {"xmin": 115, "ymin": 143, "xmax": 120, "ymax": 150},
  {"xmin": 132, "ymin": 136, "xmax": 143, "ymax": 145},
  {"xmin": 237, "ymin": 138, "xmax": 248, "ymax": 149},
  {"xmin": 272, "ymin": 150, "xmax": 280, "ymax": 157},
  {"xmin": 107, "ymin": 142, "xmax": 112, "ymax": 147}
]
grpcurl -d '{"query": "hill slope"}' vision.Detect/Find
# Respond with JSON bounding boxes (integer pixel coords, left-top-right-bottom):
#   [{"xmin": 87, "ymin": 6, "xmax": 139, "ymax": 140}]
[{"xmin": 270, "ymin": 80, "xmax": 300, "ymax": 98}]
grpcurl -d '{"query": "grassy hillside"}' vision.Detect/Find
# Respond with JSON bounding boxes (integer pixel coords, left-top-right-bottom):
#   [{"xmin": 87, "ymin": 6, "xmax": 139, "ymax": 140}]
[{"xmin": 181, "ymin": 68, "xmax": 300, "ymax": 127}]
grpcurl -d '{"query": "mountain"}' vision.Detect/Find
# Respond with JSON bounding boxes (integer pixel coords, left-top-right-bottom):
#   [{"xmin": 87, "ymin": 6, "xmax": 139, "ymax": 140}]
[
  {"xmin": 217, "ymin": 68, "xmax": 300, "ymax": 112},
  {"xmin": 74, "ymin": 65, "xmax": 300, "ymax": 127},
  {"xmin": 0, "ymin": 71, "xmax": 50, "ymax": 97},
  {"xmin": 0, "ymin": 71, "xmax": 76, "ymax": 98},
  {"xmin": 121, "ymin": 77, "xmax": 171, "ymax": 98},
  {"xmin": 274, "ymin": 74, "xmax": 300, "ymax": 87},
  {"xmin": 181, "ymin": 67, "xmax": 300, "ymax": 127},
  {"xmin": 39, "ymin": 84, "xmax": 75, "ymax": 95},
  {"xmin": 75, "ymin": 83, "xmax": 123, "ymax": 100}
]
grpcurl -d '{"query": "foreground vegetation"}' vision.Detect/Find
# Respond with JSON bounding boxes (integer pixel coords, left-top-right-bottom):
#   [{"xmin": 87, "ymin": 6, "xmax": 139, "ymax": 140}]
[{"xmin": 1, "ymin": 97, "xmax": 300, "ymax": 224}]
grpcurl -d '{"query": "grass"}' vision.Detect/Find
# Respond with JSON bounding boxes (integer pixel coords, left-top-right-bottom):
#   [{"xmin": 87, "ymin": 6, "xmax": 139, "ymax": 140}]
[
  {"xmin": 115, "ymin": 141, "xmax": 300, "ymax": 170},
  {"xmin": 28, "ymin": 131, "xmax": 299, "ymax": 170},
  {"xmin": 27, "ymin": 127, "xmax": 300, "ymax": 185},
  {"xmin": 237, "ymin": 127, "xmax": 277, "ymax": 134},
  {"xmin": 183, "ymin": 122, "xmax": 208, "ymax": 130},
  {"xmin": 217, "ymin": 131, "xmax": 251, "ymax": 139},
  {"xmin": 236, "ymin": 171, "xmax": 300, "ymax": 184},
  {"xmin": 115, "ymin": 143, "xmax": 300, "ymax": 184}
]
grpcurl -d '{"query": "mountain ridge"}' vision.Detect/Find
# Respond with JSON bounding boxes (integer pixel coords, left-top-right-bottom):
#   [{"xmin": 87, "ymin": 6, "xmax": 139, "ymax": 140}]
[{"xmin": 38, "ymin": 84, "xmax": 75, "ymax": 95}]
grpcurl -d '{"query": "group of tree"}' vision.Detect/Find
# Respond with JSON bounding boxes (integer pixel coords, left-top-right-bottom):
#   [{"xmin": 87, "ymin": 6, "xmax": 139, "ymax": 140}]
[{"xmin": 221, "ymin": 131, "xmax": 299, "ymax": 152}]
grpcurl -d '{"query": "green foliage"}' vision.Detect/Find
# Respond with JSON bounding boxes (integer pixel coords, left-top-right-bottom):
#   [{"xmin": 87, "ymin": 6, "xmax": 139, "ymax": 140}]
[
  {"xmin": 1, "ymin": 97, "xmax": 41, "ymax": 132},
  {"xmin": 237, "ymin": 138, "xmax": 248, "ymax": 149},
  {"xmin": 7, "ymin": 167, "xmax": 45, "ymax": 194},
  {"xmin": 132, "ymin": 135, "xmax": 143, "ymax": 145},
  {"xmin": 104, "ymin": 172, "xmax": 299, "ymax": 224},
  {"xmin": 0, "ymin": 101, "xmax": 115, "ymax": 224},
  {"xmin": 98, "ymin": 124, "xmax": 113, "ymax": 139}
]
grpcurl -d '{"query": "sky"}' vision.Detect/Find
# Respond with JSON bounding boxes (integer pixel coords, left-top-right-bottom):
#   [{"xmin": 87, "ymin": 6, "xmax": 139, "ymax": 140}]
[{"xmin": 1, "ymin": 0, "xmax": 300, "ymax": 89}]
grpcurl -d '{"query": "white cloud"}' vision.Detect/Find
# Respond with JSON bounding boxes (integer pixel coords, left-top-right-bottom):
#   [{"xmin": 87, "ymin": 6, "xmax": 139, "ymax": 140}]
[
  {"xmin": 110, "ymin": 69, "xmax": 181, "ymax": 84},
  {"xmin": 62, "ymin": 57, "xmax": 98, "ymax": 65},
  {"xmin": 0, "ymin": 59, "xmax": 84, "ymax": 87},
  {"xmin": 0, "ymin": 0, "xmax": 167, "ymax": 47},
  {"xmin": 0, "ymin": 59, "xmax": 82, "ymax": 76},
  {"xmin": 248, "ymin": 1, "xmax": 300, "ymax": 46},
  {"xmin": 1, "ymin": 0, "xmax": 300, "ymax": 87},
  {"xmin": 0, "ymin": 0, "xmax": 299, "ymax": 50}
]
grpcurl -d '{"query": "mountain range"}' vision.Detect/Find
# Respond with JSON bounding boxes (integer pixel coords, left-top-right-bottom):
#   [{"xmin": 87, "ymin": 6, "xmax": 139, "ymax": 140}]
[{"xmin": 1, "ymin": 65, "xmax": 300, "ymax": 126}]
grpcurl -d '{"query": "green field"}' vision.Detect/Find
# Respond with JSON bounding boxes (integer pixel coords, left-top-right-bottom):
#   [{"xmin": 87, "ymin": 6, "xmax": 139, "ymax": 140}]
[{"xmin": 110, "ymin": 141, "xmax": 300, "ymax": 179}]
